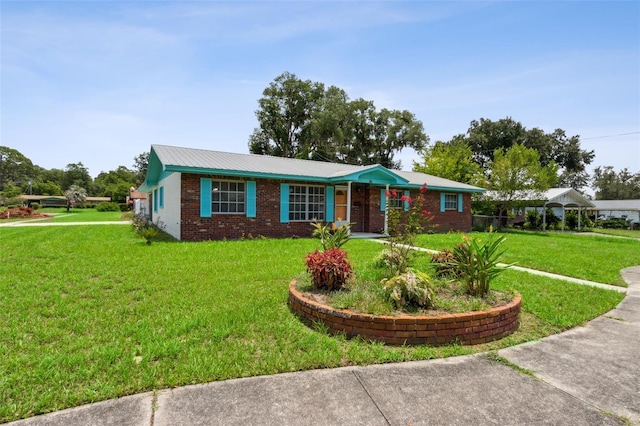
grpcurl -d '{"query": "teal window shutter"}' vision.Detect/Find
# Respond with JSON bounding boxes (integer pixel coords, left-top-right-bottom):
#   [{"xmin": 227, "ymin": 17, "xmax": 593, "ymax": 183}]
[
  {"xmin": 200, "ymin": 178, "xmax": 212, "ymax": 218},
  {"xmin": 153, "ymin": 189, "xmax": 158, "ymax": 212},
  {"xmin": 403, "ymin": 190, "xmax": 410, "ymax": 211},
  {"xmin": 380, "ymin": 189, "xmax": 386, "ymax": 211},
  {"xmin": 159, "ymin": 187, "xmax": 164, "ymax": 208},
  {"xmin": 325, "ymin": 186, "xmax": 334, "ymax": 222},
  {"xmin": 440, "ymin": 193, "xmax": 446, "ymax": 212},
  {"xmin": 280, "ymin": 183, "xmax": 289, "ymax": 223},
  {"xmin": 458, "ymin": 193, "xmax": 463, "ymax": 213},
  {"xmin": 246, "ymin": 181, "xmax": 256, "ymax": 218}
]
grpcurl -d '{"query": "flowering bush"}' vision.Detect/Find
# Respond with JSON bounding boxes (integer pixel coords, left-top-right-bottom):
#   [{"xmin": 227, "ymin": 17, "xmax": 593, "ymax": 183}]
[
  {"xmin": 383, "ymin": 268, "xmax": 434, "ymax": 309},
  {"xmin": 305, "ymin": 248, "xmax": 353, "ymax": 291},
  {"xmin": 383, "ymin": 183, "xmax": 435, "ymax": 275}
]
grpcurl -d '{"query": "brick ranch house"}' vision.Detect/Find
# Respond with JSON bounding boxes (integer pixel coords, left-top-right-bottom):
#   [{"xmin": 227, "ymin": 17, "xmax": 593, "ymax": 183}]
[{"xmin": 138, "ymin": 144, "xmax": 485, "ymax": 241}]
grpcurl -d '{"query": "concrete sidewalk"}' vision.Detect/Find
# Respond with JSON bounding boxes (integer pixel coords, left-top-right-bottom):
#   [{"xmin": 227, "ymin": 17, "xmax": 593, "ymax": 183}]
[{"xmin": 8, "ymin": 267, "xmax": 640, "ymax": 425}]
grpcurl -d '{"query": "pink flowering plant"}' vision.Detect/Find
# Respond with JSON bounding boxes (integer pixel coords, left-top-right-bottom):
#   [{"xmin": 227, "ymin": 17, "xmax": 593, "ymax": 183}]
[{"xmin": 379, "ymin": 183, "xmax": 436, "ymax": 276}]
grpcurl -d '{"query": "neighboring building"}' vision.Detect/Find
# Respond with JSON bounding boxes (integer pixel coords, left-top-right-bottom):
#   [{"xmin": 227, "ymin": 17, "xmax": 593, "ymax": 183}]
[
  {"xmin": 20, "ymin": 195, "xmax": 111, "ymax": 207},
  {"xmin": 589, "ymin": 200, "xmax": 640, "ymax": 225},
  {"xmin": 483, "ymin": 188, "xmax": 595, "ymax": 231},
  {"xmin": 128, "ymin": 187, "xmax": 148, "ymax": 215},
  {"xmin": 138, "ymin": 144, "xmax": 485, "ymax": 241}
]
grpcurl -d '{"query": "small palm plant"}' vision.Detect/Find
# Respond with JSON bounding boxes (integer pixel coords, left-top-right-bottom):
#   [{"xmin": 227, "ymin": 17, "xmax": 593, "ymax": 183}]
[
  {"xmin": 310, "ymin": 219, "xmax": 352, "ymax": 250},
  {"xmin": 64, "ymin": 185, "xmax": 87, "ymax": 212},
  {"xmin": 448, "ymin": 235, "xmax": 513, "ymax": 297}
]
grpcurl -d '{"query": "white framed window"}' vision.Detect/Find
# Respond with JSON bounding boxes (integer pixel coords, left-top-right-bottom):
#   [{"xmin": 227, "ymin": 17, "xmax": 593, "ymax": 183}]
[
  {"xmin": 444, "ymin": 193, "xmax": 458, "ymax": 210},
  {"xmin": 212, "ymin": 180, "xmax": 245, "ymax": 214},
  {"xmin": 387, "ymin": 192, "xmax": 403, "ymax": 209},
  {"xmin": 289, "ymin": 185, "xmax": 325, "ymax": 221}
]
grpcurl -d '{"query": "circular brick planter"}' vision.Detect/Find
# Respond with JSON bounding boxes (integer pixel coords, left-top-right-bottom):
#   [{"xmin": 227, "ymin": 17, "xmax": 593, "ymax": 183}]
[{"xmin": 288, "ymin": 280, "xmax": 521, "ymax": 346}]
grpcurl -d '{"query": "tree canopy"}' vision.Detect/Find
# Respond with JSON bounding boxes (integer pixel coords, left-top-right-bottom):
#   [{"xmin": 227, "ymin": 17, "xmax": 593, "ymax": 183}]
[
  {"xmin": 441, "ymin": 117, "xmax": 594, "ymax": 191},
  {"xmin": 413, "ymin": 140, "xmax": 484, "ymax": 186},
  {"xmin": 482, "ymin": 144, "xmax": 558, "ymax": 217},
  {"xmin": 0, "ymin": 146, "xmax": 35, "ymax": 192},
  {"xmin": 249, "ymin": 72, "xmax": 428, "ymax": 169},
  {"xmin": 592, "ymin": 166, "xmax": 640, "ymax": 200}
]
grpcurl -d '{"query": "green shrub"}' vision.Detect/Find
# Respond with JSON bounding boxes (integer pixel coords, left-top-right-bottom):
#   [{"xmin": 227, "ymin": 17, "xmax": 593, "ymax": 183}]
[
  {"xmin": 310, "ymin": 220, "xmax": 352, "ymax": 250},
  {"xmin": 131, "ymin": 213, "xmax": 164, "ymax": 245},
  {"xmin": 544, "ymin": 208, "xmax": 560, "ymax": 229},
  {"xmin": 598, "ymin": 218, "xmax": 631, "ymax": 229},
  {"xmin": 305, "ymin": 248, "xmax": 353, "ymax": 291},
  {"xmin": 96, "ymin": 202, "xmax": 121, "ymax": 212},
  {"xmin": 31, "ymin": 202, "xmax": 40, "ymax": 210},
  {"xmin": 119, "ymin": 203, "xmax": 130, "ymax": 212},
  {"xmin": 449, "ymin": 235, "xmax": 512, "ymax": 297},
  {"xmin": 382, "ymin": 269, "xmax": 434, "ymax": 309},
  {"xmin": 524, "ymin": 210, "xmax": 542, "ymax": 230}
]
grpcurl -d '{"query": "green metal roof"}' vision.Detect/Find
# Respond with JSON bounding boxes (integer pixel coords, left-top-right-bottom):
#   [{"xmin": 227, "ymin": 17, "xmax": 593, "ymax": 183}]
[{"xmin": 139, "ymin": 144, "xmax": 486, "ymax": 193}]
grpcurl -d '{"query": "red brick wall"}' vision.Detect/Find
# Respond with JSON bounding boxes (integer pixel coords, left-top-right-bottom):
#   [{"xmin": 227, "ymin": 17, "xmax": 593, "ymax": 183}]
[
  {"xmin": 387, "ymin": 189, "xmax": 473, "ymax": 234},
  {"xmin": 180, "ymin": 174, "xmax": 474, "ymax": 241},
  {"xmin": 181, "ymin": 174, "xmax": 314, "ymax": 241},
  {"xmin": 289, "ymin": 281, "xmax": 521, "ymax": 346}
]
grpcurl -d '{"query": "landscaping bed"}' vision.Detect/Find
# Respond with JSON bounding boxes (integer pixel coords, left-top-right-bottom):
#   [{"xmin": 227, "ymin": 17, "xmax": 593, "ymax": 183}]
[
  {"xmin": 0, "ymin": 206, "xmax": 51, "ymax": 220},
  {"xmin": 290, "ymin": 280, "xmax": 521, "ymax": 345}
]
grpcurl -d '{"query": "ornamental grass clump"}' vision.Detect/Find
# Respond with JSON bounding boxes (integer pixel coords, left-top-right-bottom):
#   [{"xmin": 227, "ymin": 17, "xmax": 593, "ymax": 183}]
[{"xmin": 305, "ymin": 248, "xmax": 353, "ymax": 291}]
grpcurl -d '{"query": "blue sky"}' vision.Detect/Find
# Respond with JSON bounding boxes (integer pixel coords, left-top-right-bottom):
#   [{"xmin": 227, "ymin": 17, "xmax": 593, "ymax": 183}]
[{"xmin": 2, "ymin": 1, "xmax": 639, "ymax": 182}]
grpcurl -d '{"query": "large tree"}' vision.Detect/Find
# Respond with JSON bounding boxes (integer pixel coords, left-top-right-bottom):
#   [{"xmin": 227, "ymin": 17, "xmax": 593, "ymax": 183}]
[
  {"xmin": 94, "ymin": 166, "xmax": 138, "ymax": 203},
  {"xmin": 0, "ymin": 146, "xmax": 35, "ymax": 192},
  {"xmin": 62, "ymin": 162, "xmax": 93, "ymax": 194},
  {"xmin": 132, "ymin": 152, "xmax": 149, "ymax": 184},
  {"xmin": 484, "ymin": 144, "xmax": 558, "ymax": 220},
  {"xmin": 249, "ymin": 72, "xmax": 428, "ymax": 169},
  {"xmin": 592, "ymin": 166, "xmax": 640, "ymax": 200},
  {"xmin": 250, "ymin": 72, "xmax": 325, "ymax": 158},
  {"xmin": 449, "ymin": 117, "xmax": 594, "ymax": 190}
]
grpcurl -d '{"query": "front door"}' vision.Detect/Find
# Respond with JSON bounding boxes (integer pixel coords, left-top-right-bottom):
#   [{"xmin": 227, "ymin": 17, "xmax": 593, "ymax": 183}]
[{"xmin": 334, "ymin": 186, "xmax": 348, "ymax": 227}]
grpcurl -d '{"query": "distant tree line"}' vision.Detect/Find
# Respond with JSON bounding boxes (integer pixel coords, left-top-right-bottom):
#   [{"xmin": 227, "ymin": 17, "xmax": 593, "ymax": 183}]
[
  {"xmin": 250, "ymin": 74, "xmax": 638, "ymax": 208},
  {"xmin": 0, "ymin": 146, "xmax": 149, "ymax": 205}
]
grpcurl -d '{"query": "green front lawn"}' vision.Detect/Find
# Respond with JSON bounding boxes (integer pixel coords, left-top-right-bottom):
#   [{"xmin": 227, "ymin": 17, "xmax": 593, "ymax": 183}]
[
  {"xmin": 414, "ymin": 231, "xmax": 640, "ymax": 286},
  {"xmin": 35, "ymin": 208, "xmax": 127, "ymax": 222},
  {"xmin": 0, "ymin": 226, "xmax": 628, "ymax": 422},
  {"xmin": 591, "ymin": 228, "xmax": 640, "ymax": 239}
]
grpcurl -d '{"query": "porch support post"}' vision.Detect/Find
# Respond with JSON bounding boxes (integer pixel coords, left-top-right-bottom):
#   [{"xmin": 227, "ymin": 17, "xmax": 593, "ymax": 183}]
[
  {"xmin": 384, "ymin": 184, "xmax": 389, "ymax": 235},
  {"xmin": 562, "ymin": 205, "xmax": 566, "ymax": 231},
  {"xmin": 543, "ymin": 203, "xmax": 547, "ymax": 231},
  {"xmin": 346, "ymin": 181, "xmax": 352, "ymax": 225},
  {"xmin": 578, "ymin": 206, "xmax": 582, "ymax": 231}
]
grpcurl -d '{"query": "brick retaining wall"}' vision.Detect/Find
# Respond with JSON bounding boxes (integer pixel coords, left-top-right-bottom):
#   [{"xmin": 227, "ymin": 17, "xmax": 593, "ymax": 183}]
[{"xmin": 289, "ymin": 281, "xmax": 521, "ymax": 346}]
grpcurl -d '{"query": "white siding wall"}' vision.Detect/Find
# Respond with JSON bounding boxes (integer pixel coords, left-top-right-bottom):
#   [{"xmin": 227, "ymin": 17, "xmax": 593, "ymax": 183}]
[{"xmin": 155, "ymin": 172, "xmax": 182, "ymax": 240}]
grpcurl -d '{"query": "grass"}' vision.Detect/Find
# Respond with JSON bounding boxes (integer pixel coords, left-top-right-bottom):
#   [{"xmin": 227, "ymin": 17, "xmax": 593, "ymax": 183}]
[
  {"xmin": 37, "ymin": 208, "xmax": 127, "ymax": 222},
  {"xmin": 590, "ymin": 228, "xmax": 640, "ymax": 239},
  {"xmin": 0, "ymin": 226, "xmax": 628, "ymax": 422},
  {"xmin": 414, "ymin": 231, "xmax": 640, "ymax": 286}
]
